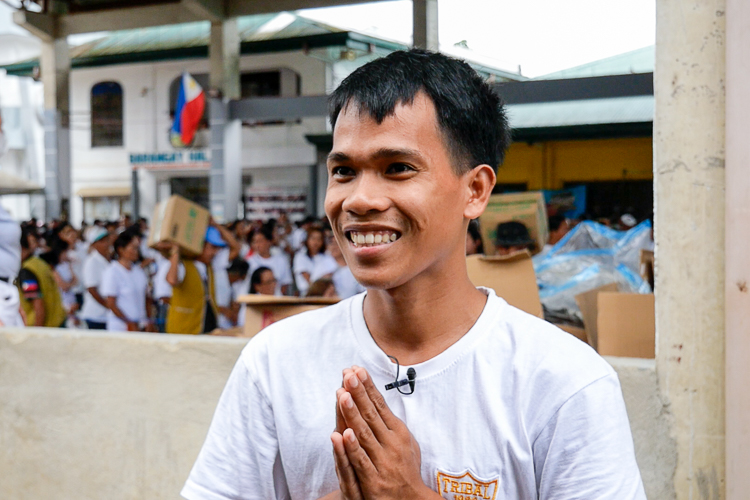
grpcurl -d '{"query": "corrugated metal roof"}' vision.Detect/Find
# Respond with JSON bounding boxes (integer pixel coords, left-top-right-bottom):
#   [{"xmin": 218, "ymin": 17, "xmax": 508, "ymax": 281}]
[
  {"xmin": 507, "ymin": 95, "xmax": 653, "ymax": 129},
  {"xmin": 69, "ymin": 13, "xmax": 344, "ymax": 58},
  {"xmin": 536, "ymin": 46, "xmax": 654, "ymax": 80}
]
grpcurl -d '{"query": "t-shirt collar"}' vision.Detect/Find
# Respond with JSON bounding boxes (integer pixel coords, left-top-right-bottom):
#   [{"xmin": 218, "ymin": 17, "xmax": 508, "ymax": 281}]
[{"xmin": 348, "ymin": 287, "xmax": 505, "ymax": 382}]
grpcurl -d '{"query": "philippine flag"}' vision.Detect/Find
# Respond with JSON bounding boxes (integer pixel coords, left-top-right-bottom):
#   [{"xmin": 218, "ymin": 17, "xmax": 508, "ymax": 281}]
[{"xmin": 171, "ymin": 73, "xmax": 205, "ymax": 146}]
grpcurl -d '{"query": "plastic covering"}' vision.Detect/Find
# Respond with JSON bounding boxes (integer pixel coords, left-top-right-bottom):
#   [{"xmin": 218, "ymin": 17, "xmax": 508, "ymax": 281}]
[{"xmin": 533, "ymin": 220, "xmax": 653, "ymax": 325}]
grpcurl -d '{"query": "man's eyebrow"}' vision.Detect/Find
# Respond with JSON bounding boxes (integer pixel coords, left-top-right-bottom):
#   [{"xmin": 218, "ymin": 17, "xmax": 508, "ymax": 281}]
[{"xmin": 327, "ymin": 148, "xmax": 425, "ymax": 163}]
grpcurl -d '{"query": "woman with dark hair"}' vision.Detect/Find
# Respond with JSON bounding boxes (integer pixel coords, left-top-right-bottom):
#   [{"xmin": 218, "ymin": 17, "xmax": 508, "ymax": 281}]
[
  {"xmin": 466, "ymin": 219, "xmax": 484, "ymax": 255},
  {"xmin": 249, "ymin": 266, "xmax": 276, "ymax": 296},
  {"xmin": 292, "ymin": 226, "xmax": 337, "ymax": 296},
  {"xmin": 47, "ymin": 222, "xmax": 80, "ymax": 326},
  {"xmin": 99, "ymin": 231, "xmax": 152, "ymax": 332}
]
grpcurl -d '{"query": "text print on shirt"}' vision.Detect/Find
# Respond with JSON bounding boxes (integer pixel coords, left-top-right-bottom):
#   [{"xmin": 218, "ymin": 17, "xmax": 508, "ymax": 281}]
[{"xmin": 436, "ymin": 470, "xmax": 499, "ymax": 500}]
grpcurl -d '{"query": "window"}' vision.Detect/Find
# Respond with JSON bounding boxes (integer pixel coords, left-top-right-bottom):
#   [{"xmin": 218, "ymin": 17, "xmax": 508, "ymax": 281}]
[{"xmin": 91, "ymin": 81, "xmax": 124, "ymax": 147}]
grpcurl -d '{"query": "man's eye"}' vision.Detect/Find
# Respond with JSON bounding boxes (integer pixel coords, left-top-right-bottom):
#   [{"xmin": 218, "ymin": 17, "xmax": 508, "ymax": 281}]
[
  {"xmin": 387, "ymin": 163, "xmax": 415, "ymax": 175},
  {"xmin": 332, "ymin": 166, "xmax": 355, "ymax": 177}
]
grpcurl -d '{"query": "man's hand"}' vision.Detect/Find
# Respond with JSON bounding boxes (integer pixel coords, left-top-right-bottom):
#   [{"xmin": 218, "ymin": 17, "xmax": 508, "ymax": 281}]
[{"xmin": 331, "ymin": 366, "xmax": 440, "ymax": 500}]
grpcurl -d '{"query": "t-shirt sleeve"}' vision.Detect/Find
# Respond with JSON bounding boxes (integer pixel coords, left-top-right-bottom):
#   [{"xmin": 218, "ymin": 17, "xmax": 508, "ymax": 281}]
[
  {"xmin": 181, "ymin": 353, "xmax": 288, "ymax": 500},
  {"xmin": 533, "ymin": 373, "xmax": 646, "ymax": 500},
  {"xmin": 18, "ymin": 268, "xmax": 41, "ymax": 300},
  {"xmin": 276, "ymin": 256, "xmax": 293, "ymax": 287},
  {"xmin": 98, "ymin": 266, "xmax": 118, "ymax": 298},
  {"xmin": 83, "ymin": 257, "xmax": 102, "ymax": 289}
]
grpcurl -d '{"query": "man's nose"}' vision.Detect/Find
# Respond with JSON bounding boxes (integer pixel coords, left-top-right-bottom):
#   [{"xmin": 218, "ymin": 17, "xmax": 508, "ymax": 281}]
[{"xmin": 341, "ymin": 172, "xmax": 390, "ymax": 215}]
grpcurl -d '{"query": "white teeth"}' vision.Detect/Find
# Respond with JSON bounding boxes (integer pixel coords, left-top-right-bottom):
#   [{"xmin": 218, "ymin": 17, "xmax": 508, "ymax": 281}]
[{"xmin": 348, "ymin": 231, "xmax": 400, "ymax": 247}]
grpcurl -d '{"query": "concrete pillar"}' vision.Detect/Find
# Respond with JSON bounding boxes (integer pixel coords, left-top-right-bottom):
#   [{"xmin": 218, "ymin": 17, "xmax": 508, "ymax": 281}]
[
  {"xmin": 412, "ymin": 0, "xmax": 438, "ymax": 51},
  {"xmin": 724, "ymin": 0, "xmax": 750, "ymax": 496},
  {"xmin": 40, "ymin": 37, "xmax": 71, "ymax": 221},
  {"xmin": 208, "ymin": 18, "xmax": 241, "ymax": 222},
  {"xmin": 654, "ymin": 0, "xmax": 726, "ymax": 498}
]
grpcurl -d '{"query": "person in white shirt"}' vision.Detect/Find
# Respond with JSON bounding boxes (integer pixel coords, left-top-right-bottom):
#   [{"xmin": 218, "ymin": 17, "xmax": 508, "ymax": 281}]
[
  {"xmin": 100, "ymin": 231, "xmax": 152, "ymax": 332},
  {"xmin": 182, "ymin": 49, "xmax": 645, "ymax": 500},
  {"xmin": 80, "ymin": 227, "xmax": 112, "ymax": 330},
  {"xmin": 0, "ymin": 206, "xmax": 23, "ymax": 327},
  {"xmin": 293, "ymin": 226, "xmax": 338, "ymax": 296},
  {"xmin": 327, "ymin": 233, "xmax": 364, "ymax": 299},
  {"xmin": 246, "ymin": 226, "xmax": 292, "ymax": 296}
]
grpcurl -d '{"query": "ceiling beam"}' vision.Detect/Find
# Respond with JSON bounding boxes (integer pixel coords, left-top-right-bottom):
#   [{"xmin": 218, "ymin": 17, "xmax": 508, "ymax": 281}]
[
  {"xmin": 182, "ymin": 0, "xmax": 224, "ymax": 22},
  {"xmin": 57, "ymin": 3, "xmax": 205, "ymax": 36},
  {"xmin": 226, "ymin": 0, "xmax": 390, "ymax": 17},
  {"xmin": 13, "ymin": 9, "xmax": 56, "ymax": 41}
]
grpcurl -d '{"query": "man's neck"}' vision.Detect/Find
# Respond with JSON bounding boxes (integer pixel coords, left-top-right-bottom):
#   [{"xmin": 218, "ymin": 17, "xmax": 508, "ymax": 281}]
[{"xmin": 363, "ymin": 254, "xmax": 487, "ymax": 366}]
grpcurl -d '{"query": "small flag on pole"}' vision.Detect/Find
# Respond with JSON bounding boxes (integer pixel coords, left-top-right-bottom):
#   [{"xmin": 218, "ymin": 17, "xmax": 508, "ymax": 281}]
[{"xmin": 171, "ymin": 73, "xmax": 205, "ymax": 147}]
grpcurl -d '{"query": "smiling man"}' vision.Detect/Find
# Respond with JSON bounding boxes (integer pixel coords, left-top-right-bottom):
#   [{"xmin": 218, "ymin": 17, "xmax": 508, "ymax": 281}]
[{"xmin": 182, "ymin": 50, "xmax": 645, "ymax": 500}]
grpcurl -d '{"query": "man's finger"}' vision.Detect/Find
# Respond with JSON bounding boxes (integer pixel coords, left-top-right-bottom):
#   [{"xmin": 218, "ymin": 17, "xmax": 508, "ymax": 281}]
[
  {"xmin": 331, "ymin": 432, "xmax": 363, "ymax": 500},
  {"xmin": 342, "ymin": 369, "xmax": 389, "ymax": 442},
  {"xmin": 336, "ymin": 388, "xmax": 347, "ymax": 434},
  {"xmin": 342, "ymin": 428, "xmax": 379, "ymax": 477},
  {"xmin": 353, "ymin": 367, "xmax": 402, "ymax": 431},
  {"xmin": 338, "ymin": 391, "xmax": 383, "ymax": 459}
]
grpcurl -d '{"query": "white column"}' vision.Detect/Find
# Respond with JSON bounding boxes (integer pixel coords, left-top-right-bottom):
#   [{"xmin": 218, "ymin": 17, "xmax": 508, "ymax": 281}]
[
  {"xmin": 654, "ymin": 0, "xmax": 726, "ymax": 498},
  {"xmin": 725, "ymin": 0, "xmax": 750, "ymax": 496},
  {"xmin": 412, "ymin": 0, "xmax": 438, "ymax": 51},
  {"xmin": 208, "ymin": 18, "xmax": 241, "ymax": 222},
  {"xmin": 40, "ymin": 37, "xmax": 71, "ymax": 221}
]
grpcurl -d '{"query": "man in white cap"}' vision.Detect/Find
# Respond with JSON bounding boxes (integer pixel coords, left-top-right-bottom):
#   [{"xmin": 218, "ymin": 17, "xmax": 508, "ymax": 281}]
[
  {"xmin": 0, "ymin": 206, "xmax": 23, "ymax": 327},
  {"xmin": 80, "ymin": 226, "xmax": 112, "ymax": 330}
]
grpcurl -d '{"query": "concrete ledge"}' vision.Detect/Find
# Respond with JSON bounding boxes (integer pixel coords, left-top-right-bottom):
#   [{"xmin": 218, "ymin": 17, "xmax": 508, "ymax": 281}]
[{"xmin": 0, "ymin": 329, "xmax": 675, "ymax": 499}]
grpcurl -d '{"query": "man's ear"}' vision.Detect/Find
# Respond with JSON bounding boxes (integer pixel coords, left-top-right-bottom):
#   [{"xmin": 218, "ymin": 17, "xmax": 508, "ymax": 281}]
[{"xmin": 464, "ymin": 164, "xmax": 496, "ymax": 220}]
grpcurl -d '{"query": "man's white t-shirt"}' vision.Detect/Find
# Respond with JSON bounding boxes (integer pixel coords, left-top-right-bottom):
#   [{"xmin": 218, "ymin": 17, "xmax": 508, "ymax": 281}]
[
  {"xmin": 247, "ymin": 253, "xmax": 292, "ymax": 296},
  {"xmin": 80, "ymin": 250, "xmax": 110, "ymax": 322},
  {"xmin": 182, "ymin": 289, "xmax": 645, "ymax": 500},
  {"xmin": 99, "ymin": 261, "xmax": 148, "ymax": 331}
]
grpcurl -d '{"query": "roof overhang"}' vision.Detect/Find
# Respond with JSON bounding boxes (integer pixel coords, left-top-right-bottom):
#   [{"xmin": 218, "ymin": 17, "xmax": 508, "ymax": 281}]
[{"xmin": 11, "ymin": 0, "xmax": 392, "ymax": 38}]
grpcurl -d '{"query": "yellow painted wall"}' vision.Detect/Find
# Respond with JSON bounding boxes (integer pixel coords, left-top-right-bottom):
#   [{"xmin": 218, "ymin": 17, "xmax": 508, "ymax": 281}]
[{"xmin": 498, "ymin": 137, "xmax": 653, "ymax": 190}]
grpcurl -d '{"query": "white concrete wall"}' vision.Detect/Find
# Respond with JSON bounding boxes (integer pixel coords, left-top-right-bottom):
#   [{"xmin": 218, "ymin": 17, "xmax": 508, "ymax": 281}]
[
  {"xmin": 0, "ymin": 328, "xmax": 676, "ymax": 500},
  {"xmin": 69, "ymin": 51, "xmax": 328, "ymax": 224}
]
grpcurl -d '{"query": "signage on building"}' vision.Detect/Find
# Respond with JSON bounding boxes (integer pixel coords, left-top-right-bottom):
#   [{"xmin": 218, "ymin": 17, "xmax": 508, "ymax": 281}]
[
  {"xmin": 129, "ymin": 150, "xmax": 210, "ymax": 170},
  {"xmin": 245, "ymin": 187, "xmax": 307, "ymax": 221}
]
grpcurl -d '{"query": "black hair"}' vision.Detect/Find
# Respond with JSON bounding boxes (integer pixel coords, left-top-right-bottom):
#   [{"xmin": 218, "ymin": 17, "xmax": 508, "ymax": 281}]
[
  {"xmin": 467, "ymin": 219, "xmax": 484, "ymax": 255},
  {"xmin": 20, "ymin": 225, "xmax": 37, "ymax": 249},
  {"xmin": 329, "ymin": 49, "xmax": 510, "ymax": 174},
  {"xmin": 255, "ymin": 224, "xmax": 274, "ymax": 243},
  {"xmin": 227, "ymin": 257, "xmax": 250, "ymax": 277},
  {"xmin": 305, "ymin": 226, "xmax": 326, "ymax": 258},
  {"xmin": 250, "ymin": 266, "xmax": 273, "ymax": 294},
  {"xmin": 113, "ymin": 231, "xmax": 138, "ymax": 259},
  {"xmin": 548, "ymin": 215, "xmax": 566, "ymax": 233}
]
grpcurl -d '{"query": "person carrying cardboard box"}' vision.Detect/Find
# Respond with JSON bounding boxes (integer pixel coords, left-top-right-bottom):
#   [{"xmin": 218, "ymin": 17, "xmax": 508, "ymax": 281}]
[
  {"xmin": 165, "ymin": 223, "xmax": 237, "ymax": 334},
  {"xmin": 182, "ymin": 50, "xmax": 645, "ymax": 500}
]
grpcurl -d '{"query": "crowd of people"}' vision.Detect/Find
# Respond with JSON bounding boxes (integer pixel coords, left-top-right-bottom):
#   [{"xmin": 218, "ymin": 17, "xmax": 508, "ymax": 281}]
[
  {"xmin": 0, "ymin": 208, "xmax": 364, "ymax": 333},
  {"xmin": 0, "ymin": 199, "xmax": 648, "ymax": 333}
]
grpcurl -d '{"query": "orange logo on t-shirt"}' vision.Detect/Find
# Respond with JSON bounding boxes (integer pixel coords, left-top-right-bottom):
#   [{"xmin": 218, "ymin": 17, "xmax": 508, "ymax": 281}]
[{"xmin": 436, "ymin": 470, "xmax": 498, "ymax": 500}]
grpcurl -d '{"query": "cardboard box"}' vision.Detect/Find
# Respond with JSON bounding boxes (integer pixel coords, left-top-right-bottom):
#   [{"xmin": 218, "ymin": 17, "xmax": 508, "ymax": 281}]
[
  {"xmin": 574, "ymin": 282, "xmax": 619, "ymax": 350},
  {"xmin": 466, "ymin": 251, "xmax": 543, "ymax": 318},
  {"xmin": 237, "ymin": 295, "xmax": 339, "ymax": 338},
  {"xmin": 479, "ymin": 191, "xmax": 549, "ymax": 255},
  {"xmin": 148, "ymin": 195, "xmax": 210, "ymax": 256},
  {"xmin": 555, "ymin": 324, "xmax": 588, "ymax": 343},
  {"xmin": 597, "ymin": 292, "xmax": 655, "ymax": 359}
]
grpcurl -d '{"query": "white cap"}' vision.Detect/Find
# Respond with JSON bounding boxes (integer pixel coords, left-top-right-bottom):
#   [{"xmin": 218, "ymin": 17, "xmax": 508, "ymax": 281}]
[
  {"xmin": 87, "ymin": 226, "xmax": 110, "ymax": 244},
  {"xmin": 619, "ymin": 214, "xmax": 637, "ymax": 228}
]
